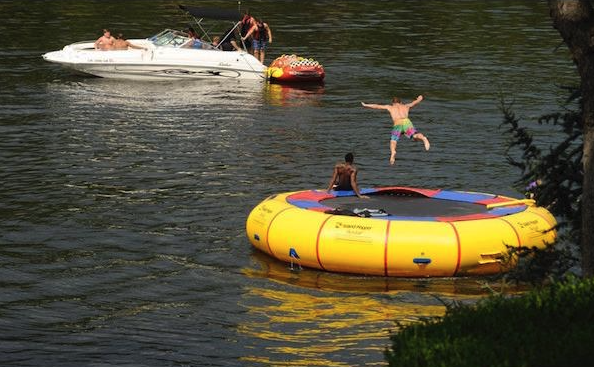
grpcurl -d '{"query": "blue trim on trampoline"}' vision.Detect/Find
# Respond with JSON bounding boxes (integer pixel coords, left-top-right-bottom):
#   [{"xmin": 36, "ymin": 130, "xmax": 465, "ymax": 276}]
[
  {"xmin": 286, "ymin": 200, "xmax": 329, "ymax": 209},
  {"xmin": 433, "ymin": 190, "xmax": 495, "ymax": 203},
  {"xmin": 329, "ymin": 188, "xmax": 377, "ymax": 197},
  {"xmin": 489, "ymin": 206, "xmax": 527, "ymax": 216},
  {"xmin": 331, "ymin": 190, "xmax": 355, "ymax": 197}
]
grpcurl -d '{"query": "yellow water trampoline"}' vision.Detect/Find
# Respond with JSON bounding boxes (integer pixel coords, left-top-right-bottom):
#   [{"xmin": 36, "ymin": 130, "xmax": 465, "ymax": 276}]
[{"xmin": 246, "ymin": 186, "xmax": 557, "ymax": 277}]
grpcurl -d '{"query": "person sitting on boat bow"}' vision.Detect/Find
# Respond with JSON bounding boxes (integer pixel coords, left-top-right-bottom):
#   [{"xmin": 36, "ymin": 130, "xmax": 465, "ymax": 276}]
[
  {"xmin": 94, "ymin": 29, "xmax": 115, "ymax": 50},
  {"xmin": 112, "ymin": 33, "xmax": 147, "ymax": 51}
]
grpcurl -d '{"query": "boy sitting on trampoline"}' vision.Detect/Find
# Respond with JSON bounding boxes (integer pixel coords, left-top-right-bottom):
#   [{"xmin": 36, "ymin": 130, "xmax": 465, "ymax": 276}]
[
  {"xmin": 327, "ymin": 153, "xmax": 368, "ymax": 199},
  {"xmin": 361, "ymin": 95, "xmax": 430, "ymax": 165}
]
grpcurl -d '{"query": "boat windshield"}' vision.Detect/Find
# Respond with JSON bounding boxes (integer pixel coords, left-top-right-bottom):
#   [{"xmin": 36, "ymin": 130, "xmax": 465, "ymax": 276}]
[{"xmin": 150, "ymin": 29, "xmax": 190, "ymax": 48}]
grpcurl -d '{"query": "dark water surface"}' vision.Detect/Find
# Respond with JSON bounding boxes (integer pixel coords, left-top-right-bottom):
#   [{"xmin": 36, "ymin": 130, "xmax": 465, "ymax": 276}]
[{"xmin": 0, "ymin": 1, "xmax": 577, "ymax": 366}]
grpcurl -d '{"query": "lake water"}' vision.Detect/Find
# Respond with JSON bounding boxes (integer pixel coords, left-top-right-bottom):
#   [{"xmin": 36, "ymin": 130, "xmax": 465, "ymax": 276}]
[{"xmin": 0, "ymin": 1, "xmax": 577, "ymax": 366}]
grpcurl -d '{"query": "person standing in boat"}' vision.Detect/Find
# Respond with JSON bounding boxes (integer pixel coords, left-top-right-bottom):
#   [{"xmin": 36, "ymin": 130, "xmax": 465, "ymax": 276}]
[
  {"xmin": 241, "ymin": 18, "xmax": 272, "ymax": 63},
  {"xmin": 327, "ymin": 153, "xmax": 368, "ymax": 198},
  {"xmin": 94, "ymin": 29, "xmax": 115, "ymax": 50},
  {"xmin": 240, "ymin": 10, "xmax": 255, "ymax": 52},
  {"xmin": 361, "ymin": 96, "xmax": 430, "ymax": 165}
]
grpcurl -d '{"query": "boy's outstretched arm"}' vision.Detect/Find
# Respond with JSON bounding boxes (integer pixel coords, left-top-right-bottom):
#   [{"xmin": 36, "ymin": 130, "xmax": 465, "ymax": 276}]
[
  {"xmin": 406, "ymin": 95, "xmax": 424, "ymax": 108},
  {"xmin": 361, "ymin": 102, "xmax": 388, "ymax": 110}
]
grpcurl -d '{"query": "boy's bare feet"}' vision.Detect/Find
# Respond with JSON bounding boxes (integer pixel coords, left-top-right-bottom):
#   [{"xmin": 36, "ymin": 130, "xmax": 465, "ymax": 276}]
[{"xmin": 424, "ymin": 139, "xmax": 430, "ymax": 151}]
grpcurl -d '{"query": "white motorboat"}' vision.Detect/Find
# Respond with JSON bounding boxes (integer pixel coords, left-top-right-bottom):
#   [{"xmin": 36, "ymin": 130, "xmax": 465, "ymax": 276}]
[{"xmin": 42, "ymin": 6, "xmax": 267, "ymax": 81}]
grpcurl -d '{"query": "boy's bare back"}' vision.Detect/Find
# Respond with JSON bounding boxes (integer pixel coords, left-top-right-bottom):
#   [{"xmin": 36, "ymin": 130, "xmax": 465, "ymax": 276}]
[
  {"xmin": 361, "ymin": 95, "xmax": 423, "ymax": 125},
  {"xmin": 361, "ymin": 95, "xmax": 429, "ymax": 165},
  {"xmin": 386, "ymin": 104, "xmax": 412, "ymax": 124}
]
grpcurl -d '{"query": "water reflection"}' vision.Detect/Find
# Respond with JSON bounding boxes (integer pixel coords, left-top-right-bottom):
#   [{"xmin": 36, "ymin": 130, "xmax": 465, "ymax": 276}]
[
  {"xmin": 238, "ymin": 251, "xmax": 504, "ymax": 366},
  {"xmin": 246, "ymin": 250, "xmax": 499, "ymax": 296},
  {"xmin": 45, "ymin": 78, "xmax": 267, "ymax": 112},
  {"xmin": 264, "ymin": 83, "xmax": 325, "ymax": 107},
  {"xmin": 239, "ymin": 285, "xmax": 446, "ymax": 367}
]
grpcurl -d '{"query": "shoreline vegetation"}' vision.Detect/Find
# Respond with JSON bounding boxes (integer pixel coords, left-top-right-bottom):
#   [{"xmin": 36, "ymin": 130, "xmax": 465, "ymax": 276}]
[{"xmin": 385, "ymin": 276, "xmax": 594, "ymax": 367}]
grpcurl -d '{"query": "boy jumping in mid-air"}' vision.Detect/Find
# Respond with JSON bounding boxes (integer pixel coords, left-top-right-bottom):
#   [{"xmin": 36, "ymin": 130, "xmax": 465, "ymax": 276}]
[{"xmin": 361, "ymin": 95, "xmax": 430, "ymax": 165}]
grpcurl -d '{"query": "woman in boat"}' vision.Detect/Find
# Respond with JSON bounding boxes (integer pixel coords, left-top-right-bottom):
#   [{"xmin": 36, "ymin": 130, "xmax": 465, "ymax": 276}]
[{"xmin": 185, "ymin": 27, "xmax": 203, "ymax": 49}]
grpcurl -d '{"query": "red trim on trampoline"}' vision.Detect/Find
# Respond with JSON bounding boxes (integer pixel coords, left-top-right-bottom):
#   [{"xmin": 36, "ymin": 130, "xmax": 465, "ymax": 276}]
[
  {"xmin": 448, "ymin": 222, "xmax": 462, "ymax": 276},
  {"xmin": 309, "ymin": 207, "xmax": 332, "ymax": 212},
  {"xmin": 315, "ymin": 216, "xmax": 332, "ymax": 271},
  {"xmin": 286, "ymin": 190, "xmax": 335, "ymax": 203},
  {"xmin": 499, "ymin": 218, "xmax": 522, "ymax": 248},
  {"xmin": 383, "ymin": 221, "xmax": 392, "ymax": 276},
  {"xmin": 265, "ymin": 207, "xmax": 293, "ymax": 256}
]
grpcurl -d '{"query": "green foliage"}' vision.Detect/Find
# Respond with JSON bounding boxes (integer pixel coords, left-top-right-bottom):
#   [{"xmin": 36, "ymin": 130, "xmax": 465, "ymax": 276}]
[
  {"xmin": 385, "ymin": 276, "xmax": 594, "ymax": 367},
  {"xmin": 500, "ymin": 91, "xmax": 582, "ymax": 243},
  {"xmin": 496, "ymin": 89, "xmax": 582, "ymax": 282},
  {"xmin": 502, "ymin": 243, "xmax": 577, "ymax": 285}
]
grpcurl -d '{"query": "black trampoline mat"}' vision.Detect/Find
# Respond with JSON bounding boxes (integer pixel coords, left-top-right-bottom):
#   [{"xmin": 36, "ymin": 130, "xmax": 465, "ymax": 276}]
[{"xmin": 321, "ymin": 194, "xmax": 489, "ymax": 217}]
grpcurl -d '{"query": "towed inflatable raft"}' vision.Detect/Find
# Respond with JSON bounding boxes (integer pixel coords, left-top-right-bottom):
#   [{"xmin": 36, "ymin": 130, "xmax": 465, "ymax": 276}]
[
  {"xmin": 266, "ymin": 54, "xmax": 325, "ymax": 83},
  {"xmin": 246, "ymin": 187, "xmax": 557, "ymax": 277}
]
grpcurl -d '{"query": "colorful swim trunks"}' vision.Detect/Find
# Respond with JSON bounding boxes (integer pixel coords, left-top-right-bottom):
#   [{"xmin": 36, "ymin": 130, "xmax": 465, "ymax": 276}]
[{"xmin": 391, "ymin": 118, "xmax": 417, "ymax": 142}]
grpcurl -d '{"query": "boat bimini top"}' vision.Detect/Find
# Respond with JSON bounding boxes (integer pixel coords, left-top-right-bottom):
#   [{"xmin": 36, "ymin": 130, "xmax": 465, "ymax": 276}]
[{"xmin": 177, "ymin": 4, "xmax": 248, "ymax": 51}]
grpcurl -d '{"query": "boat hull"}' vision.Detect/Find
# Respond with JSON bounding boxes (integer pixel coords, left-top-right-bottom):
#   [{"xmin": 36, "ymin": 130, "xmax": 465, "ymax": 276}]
[{"xmin": 43, "ymin": 41, "xmax": 266, "ymax": 81}]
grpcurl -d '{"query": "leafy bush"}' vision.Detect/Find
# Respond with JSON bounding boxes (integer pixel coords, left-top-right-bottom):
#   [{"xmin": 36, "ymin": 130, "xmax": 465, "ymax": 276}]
[
  {"xmin": 502, "ymin": 243, "xmax": 577, "ymax": 285},
  {"xmin": 385, "ymin": 276, "xmax": 594, "ymax": 367},
  {"xmin": 500, "ymin": 93, "xmax": 582, "ymax": 248}
]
